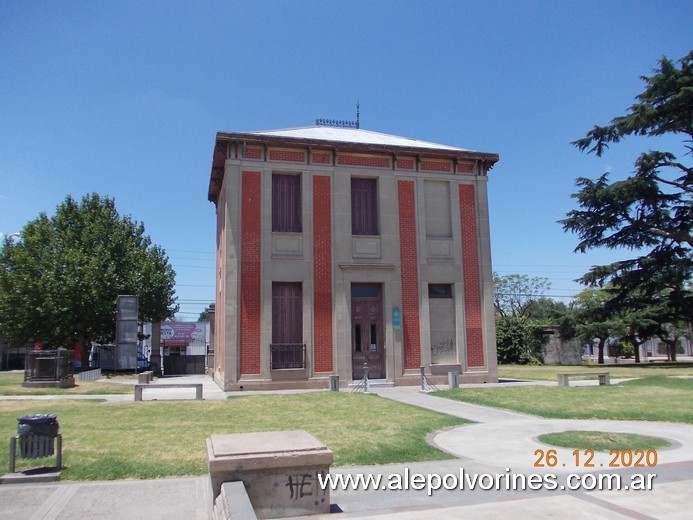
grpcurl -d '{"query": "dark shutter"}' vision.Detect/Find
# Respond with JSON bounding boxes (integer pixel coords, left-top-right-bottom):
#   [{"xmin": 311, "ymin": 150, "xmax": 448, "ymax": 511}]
[
  {"xmin": 272, "ymin": 282, "xmax": 302, "ymax": 344},
  {"xmin": 351, "ymin": 178, "xmax": 378, "ymax": 235},
  {"xmin": 272, "ymin": 174, "xmax": 301, "ymax": 232}
]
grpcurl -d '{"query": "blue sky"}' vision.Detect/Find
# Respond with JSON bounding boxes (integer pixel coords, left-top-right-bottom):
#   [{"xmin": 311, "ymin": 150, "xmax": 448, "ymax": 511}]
[{"xmin": 1, "ymin": 1, "xmax": 691, "ymax": 319}]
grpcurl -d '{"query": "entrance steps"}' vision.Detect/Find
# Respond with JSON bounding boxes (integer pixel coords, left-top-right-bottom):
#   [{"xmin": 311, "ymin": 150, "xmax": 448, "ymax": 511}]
[{"xmin": 348, "ymin": 379, "xmax": 394, "ymax": 389}]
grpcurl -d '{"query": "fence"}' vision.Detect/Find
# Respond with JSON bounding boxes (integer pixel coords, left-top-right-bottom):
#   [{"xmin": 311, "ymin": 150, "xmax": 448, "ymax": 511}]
[{"xmin": 78, "ymin": 368, "xmax": 102, "ymax": 382}]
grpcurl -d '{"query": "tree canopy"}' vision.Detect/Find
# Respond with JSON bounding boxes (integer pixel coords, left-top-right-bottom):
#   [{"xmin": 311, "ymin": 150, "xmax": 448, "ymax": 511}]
[
  {"xmin": 561, "ymin": 51, "xmax": 693, "ymax": 322},
  {"xmin": 493, "ymin": 272, "xmax": 552, "ymax": 318},
  {"xmin": 0, "ymin": 194, "xmax": 178, "ymax": 361}
]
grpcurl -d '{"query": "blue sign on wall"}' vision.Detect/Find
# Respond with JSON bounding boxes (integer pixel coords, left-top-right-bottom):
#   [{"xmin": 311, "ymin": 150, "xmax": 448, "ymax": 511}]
[{"xmin": 392, "ymin": 307, "xmax": 401, "ymax": 330}]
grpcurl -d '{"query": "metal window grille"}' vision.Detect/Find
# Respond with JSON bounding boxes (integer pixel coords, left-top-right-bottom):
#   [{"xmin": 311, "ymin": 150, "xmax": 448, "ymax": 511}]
[{"xmin": 270, "ymin": 344, "xmax": 306, "ymax": 370}]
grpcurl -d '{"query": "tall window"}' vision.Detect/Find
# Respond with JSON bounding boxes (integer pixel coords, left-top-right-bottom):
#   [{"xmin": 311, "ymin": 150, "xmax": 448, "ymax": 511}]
[
  {"xmin": 429, "ymin": 283, "xmax": 456, "ymax": 364},
  {"xmin": 424, "ymin": 181, "xmax": 452, "ymax": 238},
  {"xmin": 351, "ymin": 178, "xmax": 379, "ymax": 235},
  {"xmin": 271, "ymin": 282, "xmax": 304, "ymax": 369},
  {"xmin": 272, "ymin": 174, "xmax": 301, "ymax": 232},
  {"xmin": 272, "ymin": 282, "xmax": 302, "ymax": 344}
]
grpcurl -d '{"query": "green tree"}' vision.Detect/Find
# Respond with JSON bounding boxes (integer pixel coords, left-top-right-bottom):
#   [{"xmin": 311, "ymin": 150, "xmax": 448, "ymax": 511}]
[
  {"xmin": 198, "ymin": 304, "xmax": 214, "ymax": 322},
  {"xmin": 619, "ymin": 306, "xmax": 659, "ymax": 364},
  {"xmin": 524, "ymin": 297, "xmax": 568, "ymax": 322},
  {"xmin": 495, "ymin": 316, "xmax": 547, "ymax": 365},
  {"xmin": 561, "ymin": 51, "xmax": 693, "ymax": 324},
  {"xmin": 493, "ymin": 272, "xmax": 552, "ymax": 318},
  {"xmin": 0, "ymin": 194, "xmax": 178, "ymax": 364},
  {"xmin": 569, "ymin": 287, "xmax": 626, "ymax": 365}
]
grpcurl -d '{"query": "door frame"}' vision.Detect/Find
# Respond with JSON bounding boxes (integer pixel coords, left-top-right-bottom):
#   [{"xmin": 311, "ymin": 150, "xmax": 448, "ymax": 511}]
[{"xmin": 350, "ymin": 283, "xmax": 385, "ymax": 380}]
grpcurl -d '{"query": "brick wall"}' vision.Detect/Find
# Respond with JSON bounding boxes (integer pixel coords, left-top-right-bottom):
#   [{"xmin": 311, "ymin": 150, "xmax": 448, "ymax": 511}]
[
  {"xmin": 396, "ymin": 158, "xmax": 415, "ymax": 170},
  {"xmin": 338, "ymin": 154, "xmax": 391, "ymax": 168},
  {"xmin": 313, "ymin": 176, "xmax": 333, "ymax": 372},
  {"xmin": 240, "ymin": 171, "xmax": 262, "ymax": 375},
  {"xmin": 458, "ymin": 162, "xmax": 474, "ymax": 174},
  {"xmin": 420, "ymin": 160, "xmax": 452, "ymax": 172},
  {"xmin": 311, "ymin": 152, "xmax": 332, "ymax": 164},
  {"xmin": 459, "ymin": 184, "xmax": 485, "ymax": 368},
  {"xmin": 243, "ymin": 147, "xmax": 262, "ymax": 160},
  {"xmin": 398, "ymin": 180, "xmax": 421, "ymax": 369},
  {"xmin": 268, "ymin": 149, "xmax": 306, "ymax": 162}
]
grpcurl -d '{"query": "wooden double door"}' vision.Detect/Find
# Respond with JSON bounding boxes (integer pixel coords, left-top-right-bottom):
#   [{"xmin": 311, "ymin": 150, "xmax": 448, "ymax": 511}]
[{"xmin": 351, "ymin": 284, "xmax": 385, "ymax": 380}]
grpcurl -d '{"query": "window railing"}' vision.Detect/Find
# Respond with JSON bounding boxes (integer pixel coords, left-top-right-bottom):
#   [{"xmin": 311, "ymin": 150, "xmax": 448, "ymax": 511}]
[{"xmin": 270, "ymin": 343, "xmax": 306, "ymax": 370}]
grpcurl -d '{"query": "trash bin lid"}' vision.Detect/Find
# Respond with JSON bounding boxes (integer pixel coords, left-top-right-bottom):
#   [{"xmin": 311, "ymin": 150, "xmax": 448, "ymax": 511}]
[{"xmin": 17, "ymin": 413, "xmax": 58, "ymax": 424}]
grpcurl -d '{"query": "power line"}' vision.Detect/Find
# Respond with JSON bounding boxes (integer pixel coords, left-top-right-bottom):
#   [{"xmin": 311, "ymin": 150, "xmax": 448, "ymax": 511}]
[{"xmin": 166, "ymin": 249, "xmax": 215, "ymax": 255}]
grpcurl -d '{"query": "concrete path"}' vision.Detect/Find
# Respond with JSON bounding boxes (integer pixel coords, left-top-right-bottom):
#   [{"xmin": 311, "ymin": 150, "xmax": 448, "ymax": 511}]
[
  {"xmin": 375, "ymin": 386, "xmax": 693, "ymax": 470},
  {"xmin": 0, "ymin": 374, "xmax": 229, "ymax": 403}
]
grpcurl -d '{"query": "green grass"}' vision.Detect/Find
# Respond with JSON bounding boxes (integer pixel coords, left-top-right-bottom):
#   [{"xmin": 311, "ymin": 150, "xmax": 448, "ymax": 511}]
[
  {"xmin": 537, "ymin": 431, "xmax": 671, "ymax": 451},
  {"xmin": 0, "ymin": 372, "xmax": 134, "ymax": 395},
  {"xmin": 433, "ymin": 376, "xmax": 693, "ymax": 423},
  {"xmin": 498, "ymin": 363, "xmax": 693, "ymax": 381},
  {"xmin": 0, "ymin": 392, "xmax": 467, "ymax": 481}
]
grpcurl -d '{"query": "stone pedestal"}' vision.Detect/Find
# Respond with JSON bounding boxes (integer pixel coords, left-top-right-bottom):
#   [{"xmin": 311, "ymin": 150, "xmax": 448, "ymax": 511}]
[{"xmin": 207, "ymin": 430, "xmax": 333, "ymax": 519}]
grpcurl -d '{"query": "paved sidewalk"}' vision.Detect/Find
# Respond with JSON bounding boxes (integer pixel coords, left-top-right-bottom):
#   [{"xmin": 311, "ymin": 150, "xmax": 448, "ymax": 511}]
[
  {"xmin": 0, "ymin": 374, "xmax": 229, "ymax": 403},
  {"xmin": 0, "ymin": 476, "xmax": 212, "ymax": 520}
]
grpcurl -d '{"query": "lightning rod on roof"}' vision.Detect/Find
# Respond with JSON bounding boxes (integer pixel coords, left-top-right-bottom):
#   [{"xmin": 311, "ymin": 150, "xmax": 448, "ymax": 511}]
[{"xmin": 316, "ymin": 101, "xmax": 360, "ymax": 129}]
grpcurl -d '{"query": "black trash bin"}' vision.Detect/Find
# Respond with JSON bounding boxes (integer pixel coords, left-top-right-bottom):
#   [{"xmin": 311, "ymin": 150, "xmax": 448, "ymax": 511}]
[{"xmin": 17, "ymin": 414, "xmax": 59, "ymax": 458}]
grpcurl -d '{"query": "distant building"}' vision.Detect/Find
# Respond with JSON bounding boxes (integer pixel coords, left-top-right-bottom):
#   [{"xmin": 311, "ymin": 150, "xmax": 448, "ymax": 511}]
[
  {"xmin": 208, "ymin": 126, "xmax": 499, "ymax": 390},
  {"xmin": 143, "ymin": 321, "xmax": 209, "ymax": 375}
]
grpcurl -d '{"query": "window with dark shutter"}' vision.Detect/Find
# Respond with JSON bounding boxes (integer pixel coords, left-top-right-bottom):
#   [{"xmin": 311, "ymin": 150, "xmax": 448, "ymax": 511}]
[
  {"xmin": 271, "ymin": 282, "xmax": 304, "ymax": 369},
  {"xmin": 272, "ymin": 174, "xmax": 301, "ymax": 232},
  {"xmin": 351, "ymin": 177, "xmax": 379, "ymax": 235}
]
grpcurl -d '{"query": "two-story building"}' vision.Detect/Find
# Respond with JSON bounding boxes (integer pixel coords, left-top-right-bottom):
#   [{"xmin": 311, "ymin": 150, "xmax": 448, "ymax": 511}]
[{"xmin": 208, "ymin": 125, "xmax": 499, "ymax": 390}]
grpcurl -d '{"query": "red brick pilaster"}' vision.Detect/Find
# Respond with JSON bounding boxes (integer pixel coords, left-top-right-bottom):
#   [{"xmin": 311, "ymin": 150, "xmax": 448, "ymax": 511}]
[
  {"xmin": 313, "ymin": 176, "xmax": 333, "ymax": 372},
  {"xmin": 240, "ymin": 171, "xmax": 262, "ymax": 375},
  {"xmin": 459, "ymin": 184, "xmax": 485, "ymax": 368},
  {"xmin": 398, "ymin": 180, "xmax": 421, "ymax": 369}
]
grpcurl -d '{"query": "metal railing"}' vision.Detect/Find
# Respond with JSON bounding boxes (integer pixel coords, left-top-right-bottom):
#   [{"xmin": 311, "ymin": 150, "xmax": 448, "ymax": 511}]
[
  {"xmin": 78, "ymin": 368, "xmax": 102, "ymax": 382},
  {"xmin": 270, "ymin": 344, "xmax": 306, "ymax": 370},
  {"xmin": 24, "ymin": 349, "xmax": 73, "ymax": 382}
]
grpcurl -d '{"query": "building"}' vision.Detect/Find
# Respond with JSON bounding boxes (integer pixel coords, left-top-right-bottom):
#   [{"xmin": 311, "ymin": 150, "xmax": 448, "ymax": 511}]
[{"xmin": 208, "ymin": 125, "xmax": 499, "ymax": 390}]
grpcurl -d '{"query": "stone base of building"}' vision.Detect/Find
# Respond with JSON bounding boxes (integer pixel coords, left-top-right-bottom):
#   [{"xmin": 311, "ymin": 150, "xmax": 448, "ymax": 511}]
[{"xmin": 213, "ymin": 370, "xmax": 497, "ymax": 391}]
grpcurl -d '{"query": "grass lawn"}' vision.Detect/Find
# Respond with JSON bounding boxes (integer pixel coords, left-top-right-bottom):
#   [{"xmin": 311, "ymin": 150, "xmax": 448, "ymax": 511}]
[
  {"xmin": 0, "ymin": 372, "xmax": 134, "ymax": 395},
  {"xmin": 433, "ymin": 376, "xmax": 693, "ymax": 424},
  {"xmin": 537, "ymin": 431, "xmax": 671, "ymax": 451},
  {"xmin": 0, "ymin": 392, "xmax": 467, "ymax": 481},
  {"xmin": 498, "ymin": 363, "xmax": 693, "ymax": 381}
]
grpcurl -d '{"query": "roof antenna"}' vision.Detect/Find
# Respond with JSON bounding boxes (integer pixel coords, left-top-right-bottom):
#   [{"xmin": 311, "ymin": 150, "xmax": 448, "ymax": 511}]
[{"xmin": 356, "ymin": 100, "xmax": 360, "ymax": 129}]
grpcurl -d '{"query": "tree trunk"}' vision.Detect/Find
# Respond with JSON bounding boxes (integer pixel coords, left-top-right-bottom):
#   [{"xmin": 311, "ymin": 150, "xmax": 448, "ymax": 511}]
[
  {"xmin": 669, "ymin": 341, "xmax": 678, "ymax": 362},
  {"xmin": 633, "ymin": 340, "xmax": 641, "ymax": 363},
  {"xmin": 79, "ymin": 334, "xmax": 91, "ymax": 371},
  {"xmin": 597, "ymin": 338, "xmax": 605, "ymax": 364}
]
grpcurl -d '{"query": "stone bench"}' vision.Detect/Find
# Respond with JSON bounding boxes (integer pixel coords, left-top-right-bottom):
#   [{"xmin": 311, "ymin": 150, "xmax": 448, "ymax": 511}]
[
  {"xmin": 134, "ymin": 383, "xmax": 203, "ymax": 401},
  {"xmin": 557, "ymin": 372, "xmax": 610, "ymax": 387},
  {"xmin": 137, "ymin": 371, "xmax": 153, "ymax": 384}
]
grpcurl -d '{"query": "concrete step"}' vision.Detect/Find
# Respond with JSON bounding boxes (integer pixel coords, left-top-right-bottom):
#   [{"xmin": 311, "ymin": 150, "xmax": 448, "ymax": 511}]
[{"xmin": 348, "ymin": 379, "xmax": 395, "ymax": 389}]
